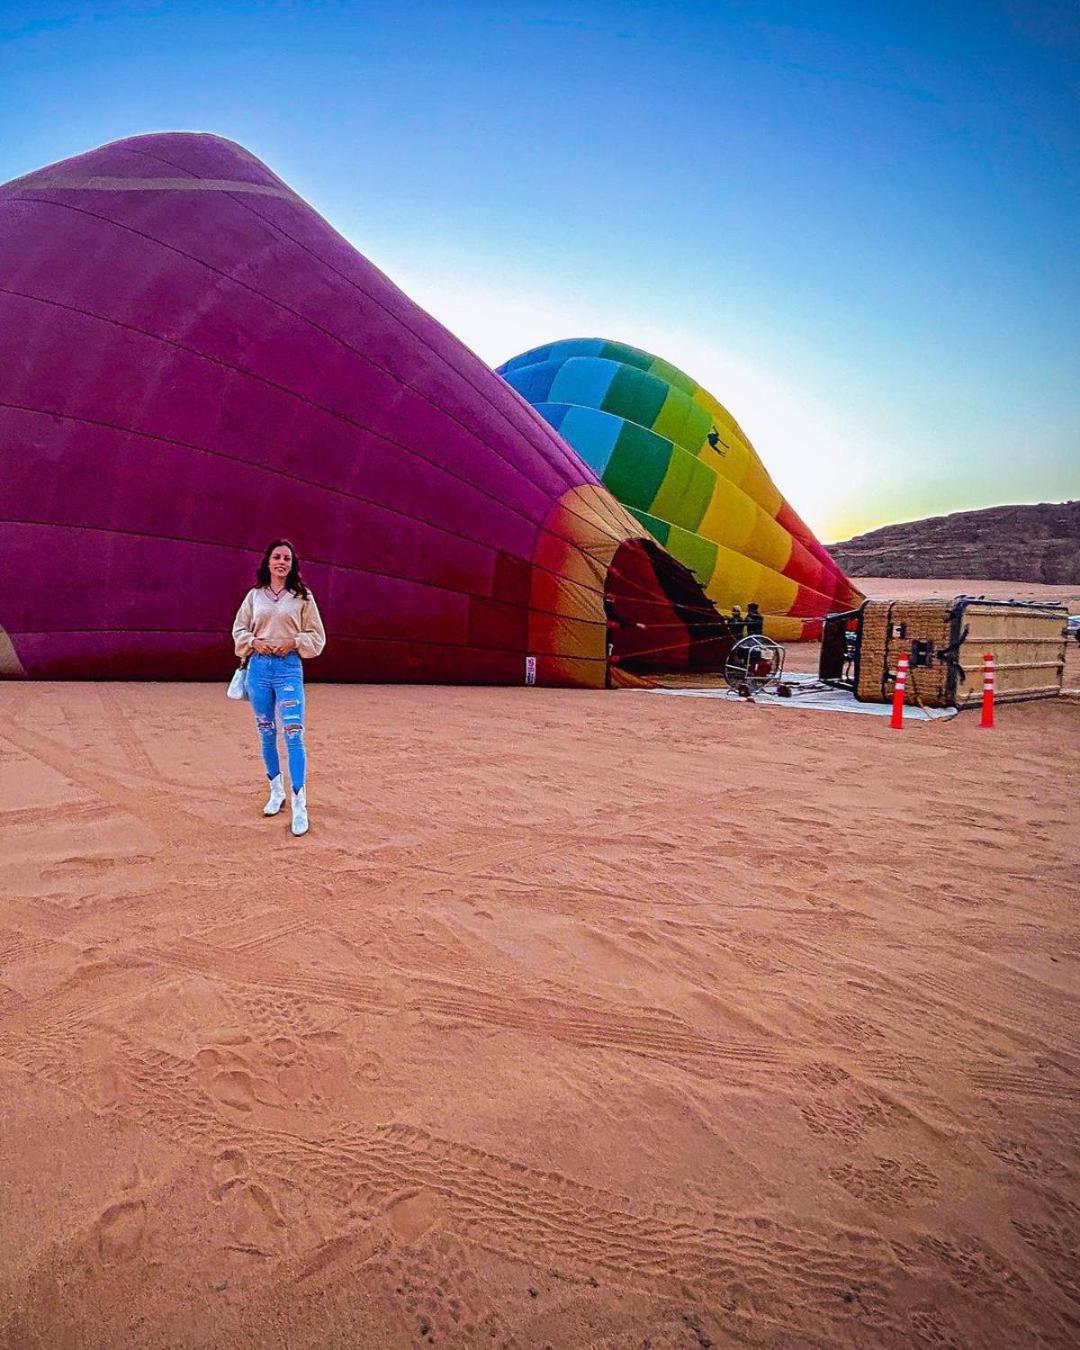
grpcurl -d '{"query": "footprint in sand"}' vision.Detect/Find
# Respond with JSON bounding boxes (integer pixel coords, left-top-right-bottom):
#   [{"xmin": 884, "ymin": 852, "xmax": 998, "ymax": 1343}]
[
  {"xmin": 385, "ymin": 1188, "xmax": 441, "ymax": 1244},
  {"xmin": 385, "ymin": 1230, "xmax": 510, "ymax": 1345},
  {"xmin": 829, "ymin": 1157, "xmax": 939, "ymax": 1211},
  {"xmin": 295, "ymin": 1228, "xmax": 385, "ymax": 1281},
  {"xmin": 210, "ymin": 1069, "xmax": 260, "ymax": 1112},
  {"xmin": 915, "ymin": 1235, "xmax": 1029, "ymax": 1301},
  {"xmin": 210, "ymin": 1028, "xmax": 254, "ymax": 1048},
  {"xmin": 207, "ymin": 1066, "xmax": 287, "ymax": 1113},
  {"xmin": 306, "ymin": 1029, "xmax": 346, "ymax": 1047},
  {"xmin": 907, "ymin": 1305, "xmax": 966, "ymax": 1349},
  {"xmin": 276, "ymin": 1061, "xmax": 316, "ymax": 1102},
  {"xmin": 243, "ymin": 1182, "xmax": 286, "ymax": 1231},
  {"xmin": 225, "ymin": 1180, "xmax": 288, "ymax": 1252},
  {"xmin": 356, "ymin": 1050, "xmax": 383, "ymax": 1083},
  {"xmin": 211, "ymin": 1147, "xmax": 248, "ymax": 1198},
  {"xmin": 89, "ymin": 1062, "xmax": 125, "ymax": 1110},
  {"xmin": 95, "ymin": 1198, "xmax": 146, "ymax": 1264}
]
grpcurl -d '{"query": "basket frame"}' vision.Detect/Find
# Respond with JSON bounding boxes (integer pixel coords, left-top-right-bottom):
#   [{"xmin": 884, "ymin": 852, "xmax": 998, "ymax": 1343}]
[{"xmin": 821, "ymin": 597, "xmax": 1068, "ymax": 708}]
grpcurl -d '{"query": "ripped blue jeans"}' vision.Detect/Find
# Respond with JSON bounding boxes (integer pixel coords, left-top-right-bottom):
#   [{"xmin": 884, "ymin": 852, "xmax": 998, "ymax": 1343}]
[{"xmin": 247, "ymin": 651, "xmax": 307, "ymax": 791}]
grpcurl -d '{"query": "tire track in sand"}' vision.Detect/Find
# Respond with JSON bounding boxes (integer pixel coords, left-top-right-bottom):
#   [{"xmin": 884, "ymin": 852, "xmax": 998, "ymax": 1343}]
[
  {"xmin": 0, "ymin": 1016, "xmax": 910, "ymax": 1341},
  {"xmin": 133, "ymin": 933, "xmax": 791, "ymax": 1081},
  {"xmin": 95, "ymin": 685, "xmax": 158, "ymax": 779},
  {"xmin": 0, "ymin": 721, "xmax": 214, "ymax": 850}
]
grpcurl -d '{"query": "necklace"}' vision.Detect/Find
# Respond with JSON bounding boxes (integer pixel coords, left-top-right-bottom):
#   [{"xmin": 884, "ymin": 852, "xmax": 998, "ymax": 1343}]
[{"xmin": 266, "ymin": 586, "xmax": 287, "ymax": 602}]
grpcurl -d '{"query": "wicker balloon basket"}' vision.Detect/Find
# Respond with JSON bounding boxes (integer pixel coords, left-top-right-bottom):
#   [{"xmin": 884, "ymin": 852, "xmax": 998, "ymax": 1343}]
[{"xmin": 820, "ymin": 598, "xmax": 1068, "ymax": 708}]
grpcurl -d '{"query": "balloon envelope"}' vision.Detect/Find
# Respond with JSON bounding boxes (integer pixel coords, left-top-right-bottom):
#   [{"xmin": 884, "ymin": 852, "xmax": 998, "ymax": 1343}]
[
  {"xmin": 499, "ymin": 340, "xmax": 863, "ymax": 639},
  {"xmin": 0, "ymin": 137, "xmax": 726, "ymax": 685}
]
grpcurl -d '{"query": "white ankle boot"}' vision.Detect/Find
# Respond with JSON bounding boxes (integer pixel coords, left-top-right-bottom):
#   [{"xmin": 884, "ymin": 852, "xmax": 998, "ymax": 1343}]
[
  {"xmin": 291, "ymin": 787, "xmax": 309, "ymax": 836},
  {"xmin": 263, "ymin": 774, "xmax": 286, "ymax": 816}
]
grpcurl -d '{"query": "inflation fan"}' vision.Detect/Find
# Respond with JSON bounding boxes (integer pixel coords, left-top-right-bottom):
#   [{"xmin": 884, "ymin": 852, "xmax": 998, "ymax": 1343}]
[{"xmin": 724, "ymin": 635, "xmax": 786, "ymax": 697}]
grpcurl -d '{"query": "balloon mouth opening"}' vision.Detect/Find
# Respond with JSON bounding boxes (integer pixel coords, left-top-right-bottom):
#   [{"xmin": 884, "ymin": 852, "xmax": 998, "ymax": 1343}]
[{"xmin": 604, "ymin": 538, "xmax": 732, "ymax": 674}]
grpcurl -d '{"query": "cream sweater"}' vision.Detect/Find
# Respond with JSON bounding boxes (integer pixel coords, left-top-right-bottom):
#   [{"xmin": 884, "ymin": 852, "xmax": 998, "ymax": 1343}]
[{"xmin": 233, "ymin": 588, "xmax": 327, "ymax": 660}]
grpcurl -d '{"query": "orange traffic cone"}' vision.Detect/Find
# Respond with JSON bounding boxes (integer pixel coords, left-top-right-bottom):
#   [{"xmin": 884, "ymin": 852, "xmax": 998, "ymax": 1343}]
[
  {"xmin": 979, "ymin": 653, "xmax": 995, "ymax": 728},
  {"xmin": 890, "ymin": 653, "xmax": 909, "ymax": 729}
]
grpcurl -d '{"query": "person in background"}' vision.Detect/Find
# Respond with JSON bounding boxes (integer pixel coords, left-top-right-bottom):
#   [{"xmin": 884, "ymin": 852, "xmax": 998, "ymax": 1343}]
[
  {"xmin": 745, "ymin": 602, "xmax": 764, "ymax": 636},
  {"xmin": 232, "ymin": 539, "xmax": 326, "ymax": 837},
  {"xmin": 729, "ymin": 605, "xmax": 745, "ymax": 639}
]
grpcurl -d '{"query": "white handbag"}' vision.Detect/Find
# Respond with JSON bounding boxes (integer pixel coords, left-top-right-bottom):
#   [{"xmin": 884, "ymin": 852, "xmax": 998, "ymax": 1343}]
[{"xmin": 226, "ymin": 663, "xmax": 249, "ymax": 701}]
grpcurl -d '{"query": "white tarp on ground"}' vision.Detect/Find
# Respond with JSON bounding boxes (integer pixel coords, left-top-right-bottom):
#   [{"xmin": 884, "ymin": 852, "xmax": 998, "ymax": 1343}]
[{"xmin": 641, "ymin": 672, "xmax": 959, "ymax": 721}]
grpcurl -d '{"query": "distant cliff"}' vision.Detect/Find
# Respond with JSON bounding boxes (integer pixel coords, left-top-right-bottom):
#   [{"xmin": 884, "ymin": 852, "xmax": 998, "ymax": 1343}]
[{"xmin": 829, "ymin": 501, "xmax": 1080, "ymax": 584}]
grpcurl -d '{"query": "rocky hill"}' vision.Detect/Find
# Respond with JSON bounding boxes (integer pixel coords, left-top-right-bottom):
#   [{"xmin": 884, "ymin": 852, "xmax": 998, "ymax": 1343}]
[{"xmin": 828, "ymin": 501, "xmax": 1080, "ymax": 584}]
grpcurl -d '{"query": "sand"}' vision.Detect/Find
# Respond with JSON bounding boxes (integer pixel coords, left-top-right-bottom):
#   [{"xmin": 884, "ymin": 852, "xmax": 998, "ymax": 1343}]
[{"xmin": 1, "ymin": 578, "xmax": 1078, "ymax": 1348}]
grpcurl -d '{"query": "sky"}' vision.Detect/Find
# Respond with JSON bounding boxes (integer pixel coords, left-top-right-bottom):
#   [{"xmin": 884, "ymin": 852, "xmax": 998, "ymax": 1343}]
[{"xmin": 1, "ymin": 0, "xmax": 1077, "ymax": 540}]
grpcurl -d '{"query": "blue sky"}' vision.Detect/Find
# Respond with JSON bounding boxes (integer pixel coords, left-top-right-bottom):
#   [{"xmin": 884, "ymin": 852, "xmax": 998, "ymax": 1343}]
[{"xmin": 2, "ymin": 0, "xmax": 1076, "ymax": 538}]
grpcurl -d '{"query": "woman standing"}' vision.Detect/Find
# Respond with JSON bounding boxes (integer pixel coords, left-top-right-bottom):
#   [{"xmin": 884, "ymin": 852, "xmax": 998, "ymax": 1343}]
[{"xmin": 232, "ymin": 540, "xmax": 326, "ymax": 836}]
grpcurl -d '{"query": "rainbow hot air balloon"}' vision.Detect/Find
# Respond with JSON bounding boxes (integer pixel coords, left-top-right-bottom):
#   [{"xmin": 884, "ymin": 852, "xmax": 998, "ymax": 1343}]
[
  {"xmin": 0, "ymin": 135, "xmax": 728, "ymax": 686},
  {"xmin": 499, "ymin": 340, "xmax": 863, "ymax": 640}
]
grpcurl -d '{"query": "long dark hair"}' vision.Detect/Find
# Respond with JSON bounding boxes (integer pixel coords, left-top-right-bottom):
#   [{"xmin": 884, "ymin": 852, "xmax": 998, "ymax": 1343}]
[{"xmin": 255, "ymin": 538, "xmax": 310, "ymax": 599}]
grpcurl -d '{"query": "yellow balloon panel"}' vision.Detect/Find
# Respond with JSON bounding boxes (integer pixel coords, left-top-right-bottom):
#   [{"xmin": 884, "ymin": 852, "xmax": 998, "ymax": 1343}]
[
  {"xmin": 745, "ymin": 509, "xmax": 794, "ymax": 573},
  {"xmin": 704, "ymin": 547, "xmax": 765, "ymax": 610},
  {"xmin": 697, "ymin": 475, "xmax": 759, "ymax": 554},
  {"xmin": 753, "ymin": 566, "xmax": 801, "ymax": 615},
  {"xmin": 763, "ymin": 614, "xmax": 805, "ymax": 642}
]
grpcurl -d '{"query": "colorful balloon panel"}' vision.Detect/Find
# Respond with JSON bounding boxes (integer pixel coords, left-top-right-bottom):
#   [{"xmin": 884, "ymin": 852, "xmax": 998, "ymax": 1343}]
[
  {"xmin": 0, "ymin": 135, "xmax": 724, "ymax": 686},
  {"xmin": 499, "ymin": 341, "xmax": 863, "ymax": 639}
]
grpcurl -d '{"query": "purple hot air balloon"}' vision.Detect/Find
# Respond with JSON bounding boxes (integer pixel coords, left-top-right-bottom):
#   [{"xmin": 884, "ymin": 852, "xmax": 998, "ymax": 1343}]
[{"xmin": 0, "ymin": 133, "xmax": 725, "ymax": 686}]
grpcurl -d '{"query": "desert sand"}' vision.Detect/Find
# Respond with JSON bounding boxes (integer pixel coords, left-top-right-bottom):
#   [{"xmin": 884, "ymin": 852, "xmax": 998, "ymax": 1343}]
[{"xmin": 1, "ymin": 579, "xmax": 1078, "ymax": 1348}]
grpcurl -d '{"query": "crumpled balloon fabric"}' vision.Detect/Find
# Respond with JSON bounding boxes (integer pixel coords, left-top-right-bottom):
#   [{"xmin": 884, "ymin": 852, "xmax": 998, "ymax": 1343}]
[{"xmin": 0, "ymin": 134, "xmax": 726, "ymax": 686}]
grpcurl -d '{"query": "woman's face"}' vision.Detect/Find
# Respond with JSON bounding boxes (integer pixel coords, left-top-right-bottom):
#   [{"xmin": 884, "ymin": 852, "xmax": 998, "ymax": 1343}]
[{"xmin": 269, "ymin": 546, "xmax": 293, "ymax": 583}]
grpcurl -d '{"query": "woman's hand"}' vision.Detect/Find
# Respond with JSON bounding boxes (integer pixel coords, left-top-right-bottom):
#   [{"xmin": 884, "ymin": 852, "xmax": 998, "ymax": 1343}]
[{"xmin": 252, "ymin": 639, "xmax": 276, "ymax": 655}]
